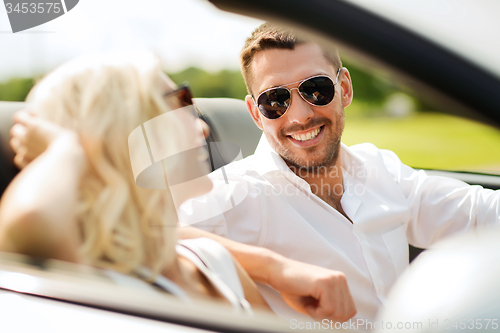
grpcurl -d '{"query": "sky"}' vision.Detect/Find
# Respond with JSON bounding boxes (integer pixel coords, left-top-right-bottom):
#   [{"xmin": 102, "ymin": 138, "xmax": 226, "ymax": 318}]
[{"xmin": 0, "ymin": 0, "xmax": 263, "ymax": 80}]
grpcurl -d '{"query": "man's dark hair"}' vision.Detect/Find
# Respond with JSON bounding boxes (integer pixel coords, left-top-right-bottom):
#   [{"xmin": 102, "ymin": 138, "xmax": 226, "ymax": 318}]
[{"xmin": 240, "ymin": 23, "xmax": 342, "ymax": 96}]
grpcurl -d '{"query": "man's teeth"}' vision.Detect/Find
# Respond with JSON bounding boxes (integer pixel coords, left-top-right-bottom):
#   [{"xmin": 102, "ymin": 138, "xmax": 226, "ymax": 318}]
[{"xmin": 290, "ymin": 127, "xmax": 321, "ymax": 142}]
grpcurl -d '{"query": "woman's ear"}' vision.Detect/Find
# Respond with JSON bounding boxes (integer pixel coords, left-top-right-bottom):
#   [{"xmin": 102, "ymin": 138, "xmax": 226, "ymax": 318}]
[
  {"xmin": 245, "ymin": 95, "xmax": 263, "ymax": 130},
  {"xmin": 340, "ymin": 68, "xmax": 353, "ymax": 108}
]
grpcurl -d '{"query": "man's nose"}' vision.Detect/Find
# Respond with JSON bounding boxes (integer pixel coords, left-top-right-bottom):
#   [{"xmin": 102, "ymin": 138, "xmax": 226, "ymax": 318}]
[{"xmin": 285, "ymin": 89, "xmax": 314, "ymax": 124}]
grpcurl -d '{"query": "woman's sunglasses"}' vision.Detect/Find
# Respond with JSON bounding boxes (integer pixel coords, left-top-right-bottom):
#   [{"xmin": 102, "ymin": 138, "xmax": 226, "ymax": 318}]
[
  {"xmin": 163, "ymin": 84, "xmax": 194, "ymax": 108},
  {"xmin": 254, "ymin": 68, "xmax": 343, "ymax": 120}
]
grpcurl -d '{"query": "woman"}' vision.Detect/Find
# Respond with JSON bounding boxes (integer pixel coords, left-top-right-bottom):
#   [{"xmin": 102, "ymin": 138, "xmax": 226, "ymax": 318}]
[{"xmin": 0, "ymin": 52, "xmax": 270, "ymax": 313}]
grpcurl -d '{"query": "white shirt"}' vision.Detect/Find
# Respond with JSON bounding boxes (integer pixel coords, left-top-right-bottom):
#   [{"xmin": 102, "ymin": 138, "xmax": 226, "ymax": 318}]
[{"xmin": 179, "ymin": 135, "xmax": 500, "ymax": 322}]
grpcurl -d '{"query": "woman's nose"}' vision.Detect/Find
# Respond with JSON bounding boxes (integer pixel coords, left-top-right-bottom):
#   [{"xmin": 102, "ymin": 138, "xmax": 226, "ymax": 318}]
[{"xmin": 199, "ymin": 119, "xmax": 210, "ymax": 139}]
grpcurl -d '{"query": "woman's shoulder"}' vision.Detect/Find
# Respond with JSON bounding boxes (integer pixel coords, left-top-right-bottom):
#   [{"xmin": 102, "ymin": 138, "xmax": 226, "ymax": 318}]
[
  {"xmin": 177, "ymin": 238, "xmax": 235, "ymax": 273},
  {"xmin": 177, "ymin": 237, "xmax": 244, "ymax": 298}
]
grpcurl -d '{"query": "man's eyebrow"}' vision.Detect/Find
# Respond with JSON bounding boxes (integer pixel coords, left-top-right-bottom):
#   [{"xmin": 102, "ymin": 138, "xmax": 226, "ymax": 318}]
[{"xmin": 259, "ymin": 72, "xmax": 331, "ymax": 93}]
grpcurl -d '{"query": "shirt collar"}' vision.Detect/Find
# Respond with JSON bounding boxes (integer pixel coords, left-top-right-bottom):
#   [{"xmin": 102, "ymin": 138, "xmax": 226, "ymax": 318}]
[
  {"xmin": 253, "ymin": 133, "xmax": 367, "ymax": 184},
  {"xmin": 252, "ymin": 133, "xmax": 367, "ymax": 219},
  {"xmin": 253, "ymin": 134, "xmax": 291, "ymax": 175}
]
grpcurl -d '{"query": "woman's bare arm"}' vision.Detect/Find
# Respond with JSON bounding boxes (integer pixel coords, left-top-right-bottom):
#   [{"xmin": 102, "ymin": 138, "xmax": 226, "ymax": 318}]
[{"xmin": 0, "ymin": 112, "xmax": 86, "ymax": 262}]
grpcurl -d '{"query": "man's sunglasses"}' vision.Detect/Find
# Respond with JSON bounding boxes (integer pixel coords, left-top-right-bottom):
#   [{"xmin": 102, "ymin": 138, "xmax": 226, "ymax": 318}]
[
  {"xmin": 254, "ymin": 68, "xmax": 343, "ymax": 120},
  {"xmin": 163, "ymin": 84, "xmax": 194, "ymax": 108}
]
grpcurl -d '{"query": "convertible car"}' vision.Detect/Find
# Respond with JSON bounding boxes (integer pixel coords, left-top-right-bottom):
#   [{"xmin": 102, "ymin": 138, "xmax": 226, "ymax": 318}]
[{"xmin": 1, "ymin": 0, "xmax": 499, "ymax": 332}]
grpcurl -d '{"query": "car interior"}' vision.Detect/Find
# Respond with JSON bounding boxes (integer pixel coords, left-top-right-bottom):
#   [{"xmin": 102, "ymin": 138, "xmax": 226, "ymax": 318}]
[{"xmin": 3, "ymin": 95, "xmax": 500, "ymax": 265}]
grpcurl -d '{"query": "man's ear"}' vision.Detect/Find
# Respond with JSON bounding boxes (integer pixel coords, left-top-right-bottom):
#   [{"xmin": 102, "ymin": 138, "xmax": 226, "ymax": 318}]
[
  {"xmin": 245, "ymin": 95, "xmax": 263, "ymax": 130},
  {"xmin": 340, "ymin": 68, "xmax": 353, "ymax": 108}
]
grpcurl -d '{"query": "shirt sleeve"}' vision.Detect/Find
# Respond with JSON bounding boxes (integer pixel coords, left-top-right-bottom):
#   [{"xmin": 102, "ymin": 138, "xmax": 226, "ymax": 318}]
[
  {"xmin": 178, "ymin": 168, "xmax": 267, "ymax": 246},
  {"xmin": 380, "ymin": 148, "xmax": 500, "ymax": 248}
]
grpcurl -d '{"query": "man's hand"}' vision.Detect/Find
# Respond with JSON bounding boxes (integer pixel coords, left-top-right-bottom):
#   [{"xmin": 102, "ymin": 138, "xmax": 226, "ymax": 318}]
[{"xmin": 268, "ymin": 256, "xmax": 356, "ymax": 322}]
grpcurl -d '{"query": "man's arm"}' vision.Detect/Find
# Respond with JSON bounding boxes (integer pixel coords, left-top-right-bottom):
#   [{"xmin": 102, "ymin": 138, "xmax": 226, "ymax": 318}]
[
  {"xmin": 232, "ymin": 256, "xmax": 273, "ymax": 312},
  {"xmin": 178, "ymin": 226, "xmax": 356, "ymax": 322}
]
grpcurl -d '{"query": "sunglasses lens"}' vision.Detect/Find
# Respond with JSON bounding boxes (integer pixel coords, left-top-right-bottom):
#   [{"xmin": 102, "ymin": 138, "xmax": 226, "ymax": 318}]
[
  {"xmin": 178, "ymin": 87, "xmax": 193, "ymax": 107},
  {"xmin": 164, "ymin": 85, "xmax": 194, "ymax": 110},
  {"xmin": 257, "ymin": 88, "xmax": 291, "ymax": 119},
  {"xmin": 256, "ymin": 76, "xmax": 336, "ymax": 119},
  {"xmin": 299, "ymin": 76, "xmax": 335, "ymax": 106}
]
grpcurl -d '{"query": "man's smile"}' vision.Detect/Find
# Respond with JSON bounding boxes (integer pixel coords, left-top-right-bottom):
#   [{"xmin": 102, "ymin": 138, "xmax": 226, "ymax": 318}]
[{"xmin": 287, "ymin": 125, "xmax": 325, "ymax": 147}]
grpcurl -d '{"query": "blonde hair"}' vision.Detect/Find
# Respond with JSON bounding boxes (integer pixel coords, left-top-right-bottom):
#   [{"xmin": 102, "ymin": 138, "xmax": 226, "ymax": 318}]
[{"xmin": 26, "ymin": 52, "xmax": 182, "ymax": 276}]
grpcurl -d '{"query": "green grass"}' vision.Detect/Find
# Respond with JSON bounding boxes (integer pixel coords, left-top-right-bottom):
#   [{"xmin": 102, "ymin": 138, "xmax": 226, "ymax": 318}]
[{"xmin": 342, "ymin": 112, "xmax": 500, "ymax": 174}]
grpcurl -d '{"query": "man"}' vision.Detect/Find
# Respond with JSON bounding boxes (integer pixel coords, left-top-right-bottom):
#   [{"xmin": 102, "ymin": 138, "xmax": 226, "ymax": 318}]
[{"xmin": 180, "ymin": 23, "xmax": 500, "ymax": 323}]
